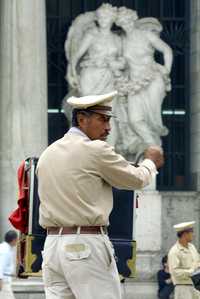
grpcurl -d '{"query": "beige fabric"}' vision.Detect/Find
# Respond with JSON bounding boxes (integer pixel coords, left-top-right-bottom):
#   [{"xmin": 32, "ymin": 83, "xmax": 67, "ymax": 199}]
[
  {"xmin": 0, "ymin": 282, "xmax": 15, "ymax": 299},
  {"xmin": 42, "ymin": 234, "xmax": 121, "ymax": 299},
  {"xmin": 168, "ymin": 241, "xmax": 200, "ymax": 285},
  {"xmin": 175, "ymin": 285, "xmax": 200, "ymax": 299},
  {"xmin": 37, "ymin": 130, "xmax": 156, "ymax": 228}
]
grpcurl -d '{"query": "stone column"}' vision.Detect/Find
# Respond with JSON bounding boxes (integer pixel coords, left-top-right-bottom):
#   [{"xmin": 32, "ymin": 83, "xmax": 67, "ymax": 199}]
[
  {"xmin": 0, "ymin": 0, "xmax": 48, "ymax": 236},
  {"xmin": 190, "ymin": 0, "xmax": 200, "ymax": 190}
]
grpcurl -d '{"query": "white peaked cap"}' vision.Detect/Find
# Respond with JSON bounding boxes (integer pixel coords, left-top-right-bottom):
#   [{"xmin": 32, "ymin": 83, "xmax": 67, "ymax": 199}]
[
  {"xmin": 173, "ymin": 221, "xmax": 195, "ymax": 232},
  {"xmin": 67, "ymin": 91, "xmax": 118, "ymax": 109}
]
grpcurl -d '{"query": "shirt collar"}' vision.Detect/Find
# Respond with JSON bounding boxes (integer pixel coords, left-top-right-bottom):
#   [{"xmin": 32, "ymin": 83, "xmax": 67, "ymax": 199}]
[
  {"xmin": 176, "ymin": 240, "xmax": 192, "ymax": 251},
  {"xmin": 68, "ymin": 127, "xmax": 90, "ymax": 140}
]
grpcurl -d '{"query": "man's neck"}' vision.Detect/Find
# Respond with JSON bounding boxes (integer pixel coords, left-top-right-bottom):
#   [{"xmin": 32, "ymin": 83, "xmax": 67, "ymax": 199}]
[
  {"xmin": 179, "ymin": 239, "xmax": 189, "ymax": 248},
  {"xmin": 76, "ymin": 127, "xmax": 91, "ymax": 139},
  {"xmin": 69, "ymin": 127, "xmax": 90, "ymax": 139},
  {"xmin": 77, "ymin": 126, "xmax": 86, "ymax": 134}
]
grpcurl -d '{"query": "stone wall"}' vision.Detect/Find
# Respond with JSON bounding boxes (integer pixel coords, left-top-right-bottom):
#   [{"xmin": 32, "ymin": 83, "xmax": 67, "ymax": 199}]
[
  {"xmin": 190, "ymin": 0, "xmax": 200, "ymax": 190},
  {"xmin": 161, "ymin": 191, "xmax": 200, "ymax": 251}
]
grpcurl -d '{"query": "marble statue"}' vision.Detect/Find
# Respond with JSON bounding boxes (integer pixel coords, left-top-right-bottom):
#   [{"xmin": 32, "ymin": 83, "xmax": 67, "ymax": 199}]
[{"xmin": 63, "ymin": 4, "xmax": 173, "ymax": 162}]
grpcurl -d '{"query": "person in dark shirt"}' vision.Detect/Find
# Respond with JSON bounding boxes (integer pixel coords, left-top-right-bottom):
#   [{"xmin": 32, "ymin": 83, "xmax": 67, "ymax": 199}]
[{"xmin": 157, "ymin": 255, "xmax": 174, "ymax": 299}]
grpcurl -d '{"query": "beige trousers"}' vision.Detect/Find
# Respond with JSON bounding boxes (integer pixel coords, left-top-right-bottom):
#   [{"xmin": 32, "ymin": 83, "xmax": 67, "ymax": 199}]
[
  {"xmin": 175, "ymin": 285, "xmax": 200, "ymax": 299},
  {"xmin": 42, "ymin": 233, "xmax": 122, "ymax": 299},
  {"xmin": 0, "ymin": 281, "xmax": 15, "ymax": 299}
]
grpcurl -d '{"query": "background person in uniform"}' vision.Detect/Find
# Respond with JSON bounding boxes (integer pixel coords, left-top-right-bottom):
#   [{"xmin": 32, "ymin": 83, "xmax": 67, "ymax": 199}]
[
  {"xmin": 0, "ymin": 230, "xmax": 18, "ymax": 299},
  {"xmin": 168, "ymin": 221, "xmax": 200, "ymax": 299},
  {"xmin": 37, "ymin": 91, "xmax": 164, "ymax": 299},
  {"xmin": 157, "ymin": 255, "xmax": 174, "ymax": 299}
]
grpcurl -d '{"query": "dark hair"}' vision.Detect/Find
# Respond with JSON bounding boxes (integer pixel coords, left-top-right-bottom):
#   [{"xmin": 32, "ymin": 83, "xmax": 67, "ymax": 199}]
[
  {"xmin": 177, "ymin": 229, "xmax": 193, "ymax": 238},
  {"xmin": 4, "ymin": 230, "xmax": 18, "ymax": 243},
  {"xmin": 72, "ymin": 109, "xmax": 93, "ymax": 127},
  {"xmin": 177, "ymin": 231, "xmax": 184, "ymax": 238},
  {"xmin": 72, "ymin": 109, "xmax": 79, "ymax": 126},
  {"xmin": 162, "ymin": 255, "xmax": 168, "ymax": 265}
]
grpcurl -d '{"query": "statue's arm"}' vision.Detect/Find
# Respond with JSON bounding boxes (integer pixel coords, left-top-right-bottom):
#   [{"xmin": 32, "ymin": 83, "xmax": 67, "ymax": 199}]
[
  {"xmin": 71, "ymin": 33, "xmax": 93, "ymax": 74},
  {"xmin": 67, "ymin": 33, "xmax": 93, "ymax": 88},
  {"xmin": 148, "ymin": 32, "xmax": 173, "ymax": 73}
]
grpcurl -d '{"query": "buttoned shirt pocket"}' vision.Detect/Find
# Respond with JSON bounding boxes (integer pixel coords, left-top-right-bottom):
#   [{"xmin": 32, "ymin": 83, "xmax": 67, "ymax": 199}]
[{"xmin": 64, "ymin": 243, "xmax": 91, "ymax": 261}]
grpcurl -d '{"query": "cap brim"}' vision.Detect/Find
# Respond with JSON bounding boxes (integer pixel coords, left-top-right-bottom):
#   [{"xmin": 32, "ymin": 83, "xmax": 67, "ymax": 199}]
[{"xmin": 89, "ymin": 110, "xmax": 116, "ymax": 118}]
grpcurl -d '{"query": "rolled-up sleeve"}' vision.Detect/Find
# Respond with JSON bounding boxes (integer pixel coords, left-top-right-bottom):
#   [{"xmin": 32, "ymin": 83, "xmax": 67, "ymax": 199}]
[{"xmin": 96, "ymin": 142, "xmax": 157, "ymax": 190}]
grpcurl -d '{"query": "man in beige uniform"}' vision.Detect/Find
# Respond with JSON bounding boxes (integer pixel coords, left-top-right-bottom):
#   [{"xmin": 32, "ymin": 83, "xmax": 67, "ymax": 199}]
[
  {"xmin": 168, "ymin": 221, "xmax": 200, "ymax": 299},
  {"xmin": 37, "ymin": 91, "xmax": 164, "ymax": 299}
]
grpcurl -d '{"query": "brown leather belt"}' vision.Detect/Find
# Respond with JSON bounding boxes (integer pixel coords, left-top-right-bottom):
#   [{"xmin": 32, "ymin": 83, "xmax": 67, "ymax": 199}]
[{"xmin": 47, "ymin": 226, "xmax": 107, "ymax": 235}]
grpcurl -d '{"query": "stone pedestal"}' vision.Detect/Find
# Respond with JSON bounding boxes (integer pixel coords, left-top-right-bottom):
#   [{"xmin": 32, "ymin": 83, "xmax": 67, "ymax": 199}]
[
  {"xmin": 124, "ymin": 281, "xmax": 158, "ymax": 299},
  {"xmin": 0, "ymin": 0, "xmax": 48, "ymax": 236},
  {"xmin": 136, "ymin": 191, "xmax": 161, "ymax": 252},
  {"xmin": 13, "ymin": 278, "xmax": 45, "ymax": 299},
  {"xmin": 135, "ymin": 190, "xmax": 162, "ymax": 280}
]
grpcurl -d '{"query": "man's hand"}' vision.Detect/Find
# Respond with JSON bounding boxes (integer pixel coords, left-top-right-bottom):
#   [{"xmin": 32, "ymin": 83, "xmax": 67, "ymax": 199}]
[
  {"xmin": 165, "ymin": 278, "xmax": 172, "ymax": 284},
  {"xmin": 144, "ymin": 146, "xmax": 164, "ymax": 169}
]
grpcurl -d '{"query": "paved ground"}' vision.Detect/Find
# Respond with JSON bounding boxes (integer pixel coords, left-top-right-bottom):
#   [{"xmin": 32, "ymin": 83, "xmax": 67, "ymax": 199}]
[{"xmin": 13, "ymin": 278, "xmax": 160, "ymax": 299}]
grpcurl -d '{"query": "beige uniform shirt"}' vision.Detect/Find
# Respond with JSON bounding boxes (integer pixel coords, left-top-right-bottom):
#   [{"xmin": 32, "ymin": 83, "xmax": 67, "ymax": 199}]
[
  {"xmin": 168, "ymin": 241, "xmax": 200, "ymax": 285},
  {"xmin": 37, "ymin": 128, "xmax": 156, "ymax": 228}
]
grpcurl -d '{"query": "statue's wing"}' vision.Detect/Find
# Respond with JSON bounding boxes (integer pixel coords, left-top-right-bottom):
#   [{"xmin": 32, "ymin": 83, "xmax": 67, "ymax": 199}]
[
  {"xmin": 64, "ymin": 11, "xmax": 96, "ymax": 63},
  {"xmin": 135, "ymin": 17, "xmax": 163, "ymax": 33}
]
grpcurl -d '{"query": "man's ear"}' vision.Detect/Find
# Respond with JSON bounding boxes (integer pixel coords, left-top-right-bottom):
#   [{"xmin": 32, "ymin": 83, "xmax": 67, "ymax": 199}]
[{"xmin": 77, "ymin": 112, "xmax": 88, "ymax": 128}]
